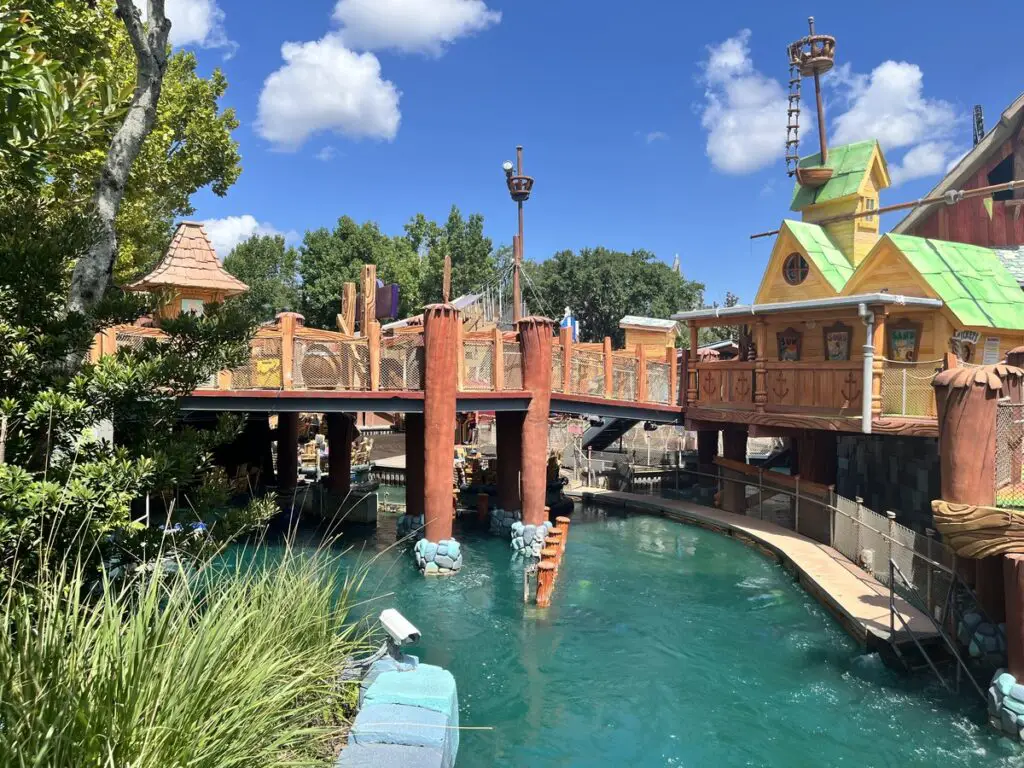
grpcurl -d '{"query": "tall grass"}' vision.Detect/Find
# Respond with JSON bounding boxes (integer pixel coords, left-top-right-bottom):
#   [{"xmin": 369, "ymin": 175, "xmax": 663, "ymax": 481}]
[{"xmin": 0, "ymin": 542, "xmax": 370, "ymax": 767}]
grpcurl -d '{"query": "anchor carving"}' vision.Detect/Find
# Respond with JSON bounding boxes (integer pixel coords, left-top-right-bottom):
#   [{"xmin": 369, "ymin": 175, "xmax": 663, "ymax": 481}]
[
  {"xmin": 733, "ymin": 373, "xmax": 750, "ymax": 398},
  {"xmin": 841, "ymin": 372, "xmax": 861, "ymax": 403},
  {"xmin": 771, "ymin": 372, "xmax": 790, "ymax": 400},
  {"xmin": 701, "ymin": 373, "xmax": 717, "ymax": 396}
]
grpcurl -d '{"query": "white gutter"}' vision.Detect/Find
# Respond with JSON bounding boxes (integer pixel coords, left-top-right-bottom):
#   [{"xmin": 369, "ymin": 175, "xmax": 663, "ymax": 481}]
[
  {"xmin": 858, "ymin": 303, "xmax": 874, "ymax": 435},
  {"xmin": 671, "ymin": 293, "xmax": 943, "ymax": 322}
]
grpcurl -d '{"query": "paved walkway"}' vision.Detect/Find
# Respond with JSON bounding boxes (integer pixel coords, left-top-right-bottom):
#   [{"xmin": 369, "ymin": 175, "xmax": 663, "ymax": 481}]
[{"xmin": 566, "ymin": 488, "xmax": 938, "ymax": 649}]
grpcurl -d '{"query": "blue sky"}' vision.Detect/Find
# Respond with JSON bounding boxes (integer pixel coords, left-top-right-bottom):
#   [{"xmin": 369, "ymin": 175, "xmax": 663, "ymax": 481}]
[{"xmin": 166, "ymin": 0, "xmax": 1024, "ymax": 305}]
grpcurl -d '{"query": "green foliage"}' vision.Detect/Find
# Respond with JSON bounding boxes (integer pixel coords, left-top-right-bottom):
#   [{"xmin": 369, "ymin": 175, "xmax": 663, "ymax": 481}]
[
  {"xmin": 0, "ymin": 542, "xmax": 367, "ymax": 766},
  {"xmin": 412, "ymin": 206, "xmax": 495, "ymax": 305},
  {"xmin": 299, "ymin": 216, "xmax": 420, "ymax": 329},
  {"xmin": 0, "ymin": 195, "xmax": 266, "ymax": 584},
  {"xmin": 224, "ymin": 234, "xmax": 301, "ymax": 322},
  {"xmin": 697, "ymin": 291, "xmax": 742, "ymax": 346},
  {"xmin": 530, "ymin": 247, "xmax": 705, "ymax": 346}
]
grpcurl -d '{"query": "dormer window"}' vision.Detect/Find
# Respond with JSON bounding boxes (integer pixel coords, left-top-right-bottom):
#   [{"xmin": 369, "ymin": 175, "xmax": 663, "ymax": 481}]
[
  {"xmin": 865, "ymin": 198, "xmax": 876, "ymax": 221},
  {"xmin": 783, "ymin": 253, "xmax": 809, "ymax": 286}
]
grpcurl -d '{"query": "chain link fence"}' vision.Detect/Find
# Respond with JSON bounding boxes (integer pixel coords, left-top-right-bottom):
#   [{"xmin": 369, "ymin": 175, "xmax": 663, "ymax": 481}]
[
  {"xmin": 611, "ymin": 354, "xmax": 637, "ymax": 400},
  {"xmin": 231, "ymin": 336, "xmax": 283, "ymax": 389},
  {"xmin": 646, "ymin": 360, "xmax": 670, "ymax": 404},
  {"xmin": 570, "ymin": 349, "xmax": 605, "ymax": 396},
  {"xmin": 463, "ymin": 339, "xmax": 494, "ymax": 391},
  {"xmin": 381, "ymin": 334, "xmax": 425, "ymax": 391},
  {"xmin": 881, "ymin": 359, "xmax": 942, "ymax": 417},
  {"xmin": 293, "ymin": 337, "xmax": 370, "ymax": 390},
  {"xmin": 551, "ymin": 345, "xmax": 564, "ymax": 392},
  {"xmin": 996, "ymin": 400, "xmax": 1024, "ymax": 508},
  {"xmin": 503, "ymin": 341, "xmax": 523, "ymax": 390}
]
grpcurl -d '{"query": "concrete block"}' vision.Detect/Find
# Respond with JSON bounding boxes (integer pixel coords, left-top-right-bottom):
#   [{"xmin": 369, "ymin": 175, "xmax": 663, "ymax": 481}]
[
  {"xmin": 350, "ymin": 703, "xmax": 450, "ymax": 751},
  {"xmin": 336, "ymin": 743, "xmax": 443, "ymax": 768}
]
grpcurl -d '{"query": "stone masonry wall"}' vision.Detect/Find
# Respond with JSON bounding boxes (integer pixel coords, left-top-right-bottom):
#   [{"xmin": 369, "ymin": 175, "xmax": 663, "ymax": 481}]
[{"xmin": 836, "ymin": 435, "xmax": 940, "ymax": 532}]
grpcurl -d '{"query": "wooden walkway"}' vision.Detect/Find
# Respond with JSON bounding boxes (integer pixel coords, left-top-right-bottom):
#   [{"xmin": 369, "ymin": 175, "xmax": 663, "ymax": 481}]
[{"xmin": 566, "ymin": 488, "xmax": 939, "ymax": 649}]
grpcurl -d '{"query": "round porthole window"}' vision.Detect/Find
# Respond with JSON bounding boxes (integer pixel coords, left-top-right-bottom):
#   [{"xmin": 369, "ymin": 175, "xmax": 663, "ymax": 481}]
[{"xmin": 783, "ymin": 252, "xmax": 809, "ymax": 286}]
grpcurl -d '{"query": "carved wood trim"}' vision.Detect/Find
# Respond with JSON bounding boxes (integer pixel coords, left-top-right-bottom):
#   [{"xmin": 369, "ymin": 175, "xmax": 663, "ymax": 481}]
[{"xmin": 932, "ymin": 499, "xmax": 1024, "ymax": 558}]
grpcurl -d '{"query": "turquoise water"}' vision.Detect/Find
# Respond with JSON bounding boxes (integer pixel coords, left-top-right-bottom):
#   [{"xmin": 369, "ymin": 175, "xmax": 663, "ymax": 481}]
[{"xmin": 305, "ymin": 506, "xmax": 1021, "ymax": 766}]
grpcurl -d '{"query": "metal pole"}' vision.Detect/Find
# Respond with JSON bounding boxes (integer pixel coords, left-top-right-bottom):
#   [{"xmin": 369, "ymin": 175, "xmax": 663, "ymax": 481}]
[
  {"xmin": 902, "ymin": 368, "xmax": 908, "ymax": 415},
  {"xmin": 886, "ymin": 511, "xmax": 896, "ymax": 581},
  {"xmin": 808, "ymin": 17, "xmax": 828, "ymax": 165},
  {"xmin": 925, "ymin": 527, "xmax": 935, "ymax": 619},
  {"xmin": 513, "ymin": 146, "xmax": 524, "ymax": 323},
  {"xmin": 758, "ymin": 468, "xmax": 764, "ymax": 521},
  {"xmin": 795, "ymin": 475, "xmax": 801, "ymax": 534}
]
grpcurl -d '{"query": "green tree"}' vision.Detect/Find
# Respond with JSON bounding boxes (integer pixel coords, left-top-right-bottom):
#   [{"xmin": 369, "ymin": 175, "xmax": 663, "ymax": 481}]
[
  {"xmin": 413, "ymin": 206, "xmax": 496, "ymax": 304},
  {"xmin": 299, "ymin": 216, "xmax": 420, "ymax": 329},
  {"xmin": 531, "ymin": 247, "xmax": 704, "ymax": 346},
  {"xmin": 224, "ymin": 234, "xmax": 300, "ymax": 322},
  {"xmin": 697, "ymin": 291, "xmax": 742, "ymax": 346}
]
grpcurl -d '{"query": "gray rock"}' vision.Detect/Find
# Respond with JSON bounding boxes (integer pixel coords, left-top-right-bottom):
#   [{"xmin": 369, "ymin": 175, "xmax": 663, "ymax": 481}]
[
  {"xmin": 436, "ymin": 555, "xmax": 455, "ymax": 570},
  {"xmin": 1003, "ymin": 706, "xmax": 1019, "ymax": 734},
  {"xmin": 424, "ymin": 562, "xmax": 439, "ymax": 574}
]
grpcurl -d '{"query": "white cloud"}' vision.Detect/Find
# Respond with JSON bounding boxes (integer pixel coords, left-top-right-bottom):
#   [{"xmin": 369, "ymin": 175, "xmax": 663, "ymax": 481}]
[
  {"xmin": 136, "ymin": 0, "xmax": 235, "ymax": 52},
  {"xmin": 332, "ymin": 0, "xmax": 500, "ymax": 56},
  {"xmin": 645, "ymin": 131, "xmax": 669, "ymax": 144},
  {"xmin": 830, "ymin": 60, "xmax": 961, "ymax": 186},
  {"xmin": 256, "ymin": 34, "xmax": 400, "ymax": 150},
  {"xmin": 315, "ymin": 146, "xmax": 338, "ymax": 162},
  {"xmin": 201, "ymin": 215, "xmax": 281, "ymax": 257},
  {"xmin": 698, "ymin": 30, "xmax": 787, "ymax": 174}
]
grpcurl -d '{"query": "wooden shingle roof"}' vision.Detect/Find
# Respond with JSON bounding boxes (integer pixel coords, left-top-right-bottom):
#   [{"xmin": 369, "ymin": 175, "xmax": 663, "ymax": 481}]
[{"xmin": 127, "ymin": 222, "xmax": 249, "ymax": 296}]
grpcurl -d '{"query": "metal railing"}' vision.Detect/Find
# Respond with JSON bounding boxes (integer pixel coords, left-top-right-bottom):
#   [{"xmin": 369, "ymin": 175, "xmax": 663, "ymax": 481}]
[{"xmin": 996, "ymin": 400, "xmax": 1024, "ymax": 508}]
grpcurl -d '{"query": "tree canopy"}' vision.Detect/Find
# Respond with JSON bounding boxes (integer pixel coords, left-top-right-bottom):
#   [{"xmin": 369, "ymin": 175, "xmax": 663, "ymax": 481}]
[{"xmin": 223, "ymin": 234, "xmax": 300, "ymax": 322}]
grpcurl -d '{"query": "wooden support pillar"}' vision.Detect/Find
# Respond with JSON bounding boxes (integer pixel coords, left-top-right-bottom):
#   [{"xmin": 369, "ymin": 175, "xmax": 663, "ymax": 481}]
[
  {"xmin": 493, "ymin": 326, "xmax": 505, "ymax": 390},
  {"xmin": 754, "ymin": 319, "xmax": 767, "ymax": 412},
  {"xmin": 337, "ymin": 281, "xmax": 356, "ymax": 335},
  {"xmin": 1006, "ymin": 555, "xmax": 1024, "ymax": 679},
  {"xmin": 687, "ymin": 324, "xmax": 699, "ymax": 405},
  {"xmin": 720, "ymin": 427, "xmax": 748, "ymax": 514},
  {"xmin": 536, "ymin": 561, "xmax": 556, "ymax": 607},
  {"xmin": 359, "ymin": 263, "xmax": 376, "ymax": 336},
  {"xmin": 495, "ymin": 411, "xmax": 524, "ymax": 512},
  {"xmin": 603, "ymin": 337, "xmax": 613, "ymax": 398},
  {"xmin": 368, "ymin": 320, "xmax": 381, "ymax": 391},
  {"xmin": 423, "ymin": 304, "xmax": 460, "ymax": 543},
  {"xmin": 278, "ymin": 312, "xmax": 301, "ymax": 390},
  {"xmin": 405, "ymin": 413, "xmax": 425, "ymax": 519},
  {"xmin": 666, "ymin": 346, "xmax": 677, "ymax": 406},
  {"xmin": 560, "ymin": 325, "xmax": 573, "ymax": 395},
  {"xmin": 325, "ymin": 413, "xmax": 354, "ymax": 497},
  {"xmin": 871, "ymin": 308, "xmax": 887, "ymax": 419},
  {"xmin": 276, "ymin": 412, "xmax": 299, "ymax": 490},
  {"xmin": 697, "ymin": 428, "xmax": 718, "ymax": 486},
  {"xmin": 519, "ymin": 316, "xmax": 555, "ymax": 527},
  {"xmin": 637, "ymin": 343, "xmax": 648, "ymax": 402},
  {"xmin": 795, "ymin": 430, "xmax": 837, "ymax": 486}
]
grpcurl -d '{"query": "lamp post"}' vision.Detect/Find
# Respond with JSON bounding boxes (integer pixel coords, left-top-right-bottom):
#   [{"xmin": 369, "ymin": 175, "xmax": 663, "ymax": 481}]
[{"xmin": 503, "ymin": 146, "xmax": 534, "ymax": 324}]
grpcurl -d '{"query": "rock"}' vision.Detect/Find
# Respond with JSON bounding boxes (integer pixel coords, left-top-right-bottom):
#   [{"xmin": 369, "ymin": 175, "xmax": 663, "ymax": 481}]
[
  {"xmin": 437, "ymin": 543, "xmax": 449, "ymax": 557},
  {"xmin": 963, "ymin": 611, "xmax": 983, "ymax": 630},
  {"xmin": 511, "ymin": 521, "xmax": 524, "ymax": 536},
  {"xmin": 447, "ymin": 541, "xmax": 461, "ymax": 559},
  {"xmin": 423, "ymin": 542, "xmax": 438, "ymax": 561},
  {"xmin": 990, "ymin": 686, "xmax": 1003, "ymax": 716},
  {"xmin": 453, "ymin": 555, "xmax": 463, "ymax": 568},
  {"xmin": 424, "ymin": 561, "xmax": 439, "ymax": 574},
  {"xmin": 958, "ymin": 623, "xmax": 973, "ymax": 647},
  {"xmin": 978, "ymin": 622, "xmax": 996, "ymax": 637},
  {"xmin": 970, "ymin": 639, "xmax": 982, "ymax": 659},
  {"xmin": 436, "ymin": 555, "xmax": 455, "ymax": 570},
  {"xmin": 1010, "ymin": 684, "xmax": 1024, "ymax": 704},
  {"xmin": 1003, "ymin": 707, "xmax": 1019, "ymax": 734},
  {"xmin": 1003, "ymin": 696, "xmax": 1024, "ymax": 717},
  {"xmin": 997, "ymin": 672, "xmax": 1017, "ymax": 697}
]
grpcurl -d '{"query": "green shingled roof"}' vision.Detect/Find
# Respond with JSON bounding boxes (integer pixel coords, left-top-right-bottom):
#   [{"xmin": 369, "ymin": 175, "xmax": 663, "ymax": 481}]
[
  {"xmin": 887, "ymin": 234, "xmax": 1024, "ymax": 330},
  {"xmin": 784, "ymin": 220, "xmax": 854, "ymax": 291},
  {"xmin": 790, "ymin": 140, "xmax": 881, "ymax": 211}
]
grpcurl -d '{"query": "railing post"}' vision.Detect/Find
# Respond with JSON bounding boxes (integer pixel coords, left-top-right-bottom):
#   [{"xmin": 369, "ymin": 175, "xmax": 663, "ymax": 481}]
[
  {"xmin": 368, "ymin": 320, "xmax": 381, "ymax": 392},
  {"xmin": 603, "ymin": 336, "xmax": 613, "ymax": 399},
  {"xmin": 217, "ymin": 369, "xmax": 232, "ymax": 390},
  {"xmin": 560, "ymin": 325, "xmax": 573, "ymax": 395},
  {"xmin": 754, "ymin": 318, "xmax": 767, "ymax": 412},
  {"xmin": 886, "ymin": 510, "xmax": 896, "ymax": 581},
  {"xmin": 279, "ymin": 312, "xmax": 296, "ymax": 389},
  {"xmin": 901, "ymin": 368, "xmax": 908, "ymax": 416},
  {"xmin": 829, "ymin": 488, "xmax": 836, "ymax": 546},
  {"xmin": 493, "ymin": 326, "xmax": 504, "ymax": 391},
  {"xmin": 889, "ymin": 559, "xmax": 896, "ymax": 639},
  {"xmin": 687, "ymin": 324, "xmax": 699, "ymax": 405},
  {"xmin": 587, "ymin": 446, "xmax": 593, "ymax": 487},
  {"xmin": 794, "ymin": 475, "xmax": 801, "ymax": 534},
  {"xmin": 637, "ymin": 343, "xmax": 648, "ymax": 402},
  {"xmin": 457, "ymin": 319, "xmax": 466, "ymax": 391},
  {"xmin": 666, "ymin": 345, "xmax": 677, "ymax": 406},
  {"xmin": 925, "ymin": 527, "xmax": 936, "ymax": 618},
  {"xmin": 757, "ymin": 468, "xmax": 764, "ymax": 520},
  {"xmin": 854, "ymin": 496, "xmax": 864, "ymax": 556}
]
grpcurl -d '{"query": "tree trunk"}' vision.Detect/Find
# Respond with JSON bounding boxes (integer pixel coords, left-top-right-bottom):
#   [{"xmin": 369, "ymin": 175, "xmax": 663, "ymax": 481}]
[{"xmin": 67, "ymin": 0, "xmax": 170, "ymax": 316}]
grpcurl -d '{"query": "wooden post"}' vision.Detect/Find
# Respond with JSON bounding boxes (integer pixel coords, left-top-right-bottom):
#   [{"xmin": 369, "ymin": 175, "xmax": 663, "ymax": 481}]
[
  {"xmin": 637, "ymin": 343, "xmax": 648, "ymax": 402},
  {"xmin": 423, "ymin": 303, "xmax": 460, "ymax": 545},
  {"xmin": 536, "ymin": 561, "xmax": 556, "ymax": 607},
  {"xmin": 666, "ymin": 346, "xmax": 677, "ymax": 406},
  {"xmin": 687, "ymin": 324, "xmax": 699, "ymax": 405},
  {"xmin": 279, "ymin": 312, "xmax": 298, "ymax": 389},
  {"xmin": 560, "ymin": 325, "xmax": 573, "ymax": 395},
  {"xmin": 217, "ymin": 369, "xmax": 232, "ymax": 390},
  {"xmin": 603, "ymin": 337, "xmax": 613, "ymax": 398},
  {"xmin": 519, "ymin": 317, "xmax": 555, "ymax": 527},
  {"xmin": 871, "ymin": 308, "xmax": 887, "ymax": 418},
  {"xmin": 754, "ymin": 318, "xmax": 767, "ymax": 412},
  {"xmin": 1005, "ymin": 555, "xmax": 1024, "ymax": 678},
  {"xmin": 359, "ymin": 264, "xmax": 376, "ymax": 336},
  {"xmin": 457, "ymin": 318, "xmax": 466, "ymax": 391},
  {"xmin": 277, "ymin": 412, "xmax": 299, "ymax": 490},
  {"xmin": 493, "ymin": 326, "xmax": 505, "ymax": 391},
  {"xmin": 338, "ymin": 282, "xmax": 356, "ymax": 335},
  {"xmin": 326, "ymin": 413, "xmax": 353, "ymax": 498},
  {"xmin": 368, "ymin": 320, "xmax": 381, "ymax": 392},
  {"xmin": 555, "ymin": 515, "xmax": 571, "ymax": 544},
  {"xmin": 477, "ymin": 492, "xmax": 489, "ymax": 523}
]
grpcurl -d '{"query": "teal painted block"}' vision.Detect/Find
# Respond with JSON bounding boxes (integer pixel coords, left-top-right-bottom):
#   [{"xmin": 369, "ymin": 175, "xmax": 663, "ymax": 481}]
[
  {"xmin": 350, "ymin": 703, "xmax": 450, "ymax": 751},
  {"xmin": 996, "ymin": 672, "xmax": 1016, "ymax": 697},
  {"xmin": 336, "ymin": 743, "xmax": 443, "ymax": 768}
]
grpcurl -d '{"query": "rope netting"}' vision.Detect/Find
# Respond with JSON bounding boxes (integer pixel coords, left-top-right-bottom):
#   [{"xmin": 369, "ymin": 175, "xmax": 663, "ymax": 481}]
[
  {"xmin": 551, "ymin": 346, "xmax": 564, "ymax": 392},
  {"xmin": 381, "ymin": 334, "xmax": 425, "ymax": 391},
  {"xmin": 463, "ymin": 339, "xmax": 495, "ymax": 391},
  {"xmin": 646, "ymin": 360, "xmax": 670, "ymax": 404},
  {"xmin": 293, "ymin": 338, "xmax": 370, "ymax": 390},
  {"xmin": 571, "ymin": 349, "xmax": 604, "ymax": 396},
  {"xmin": 611, "ymin": 355, "xmax": 637, "ymax": 401},
  {"xmin": 231, "ymin": 337, "xmax": 283, "ymax": 389},
  {"xmin": 880, "ymin": 358, "xmax": 942, "ymax": 417},
  {"xmin": 503, "ymin": 341, "xmax": 523, "ymax": 390}
]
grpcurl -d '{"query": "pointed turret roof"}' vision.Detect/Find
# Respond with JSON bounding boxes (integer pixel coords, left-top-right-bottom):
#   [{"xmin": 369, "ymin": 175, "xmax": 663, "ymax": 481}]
[{"xmin": 127, "ymin": 222, "xmax": 249, "ymax": 296}]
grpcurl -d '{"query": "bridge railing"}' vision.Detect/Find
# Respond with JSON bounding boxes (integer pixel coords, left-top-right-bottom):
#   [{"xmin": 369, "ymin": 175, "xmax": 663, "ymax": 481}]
[{"xmin": 96, "ymin": 323, "xmax": 681, "ymax": 406}]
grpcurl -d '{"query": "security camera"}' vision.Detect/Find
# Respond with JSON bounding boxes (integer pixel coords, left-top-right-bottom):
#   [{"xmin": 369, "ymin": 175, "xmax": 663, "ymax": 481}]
[{"xmin": 379, "ymin": 608, "xmax": 421, "ymax": 647}]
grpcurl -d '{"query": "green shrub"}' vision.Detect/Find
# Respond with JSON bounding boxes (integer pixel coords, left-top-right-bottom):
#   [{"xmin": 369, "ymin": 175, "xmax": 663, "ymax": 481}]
[{"xmin": 0, "ymin": 542, "xmax": 368, "ymax": 767}]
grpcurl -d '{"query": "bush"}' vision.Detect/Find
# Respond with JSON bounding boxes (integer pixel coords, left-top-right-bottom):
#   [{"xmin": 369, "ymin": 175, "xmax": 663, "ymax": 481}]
[{"xmin": 0, "ymin": 541, "xmax": 368, "ymax": 767}]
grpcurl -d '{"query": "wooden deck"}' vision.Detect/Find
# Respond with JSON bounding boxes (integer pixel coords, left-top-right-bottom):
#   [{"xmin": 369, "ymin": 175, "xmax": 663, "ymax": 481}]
[{"xmin": 566, "ymin": 488, "xmax": 939, "ymax": 649}]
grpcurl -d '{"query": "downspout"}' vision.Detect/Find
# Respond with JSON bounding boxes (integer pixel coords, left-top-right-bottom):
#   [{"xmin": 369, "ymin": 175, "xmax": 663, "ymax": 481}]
[{"xmin": 859, "ymin": 303, "xmax": 873, "ymax": 434}]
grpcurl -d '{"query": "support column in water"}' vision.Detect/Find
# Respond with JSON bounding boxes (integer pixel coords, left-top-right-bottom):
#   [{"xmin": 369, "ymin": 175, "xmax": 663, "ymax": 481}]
[
  {"xmin": 398, "ymin": 412, "xmax": 426, "ymax": 539},
  {"xmin": 491, "ymin": 410, "xmax": 524, "ymax": 536},
  {"xmin": 414, "ymin": 304, "xmax": 463, "ymax": 575},
  {"xmin": 325, "ymin": 412, "xmax": 353, "ymax": 498},
  {"xmin": 276, "ymin": 412, "xmax": 299, "ymax": 491},
  {"xmin": 510, "ymin": 316, "xmax": 555, "ymax": 558},
  {"xmin": 719, "ymin": 426, "xmax": 748, "ymax": 515}
]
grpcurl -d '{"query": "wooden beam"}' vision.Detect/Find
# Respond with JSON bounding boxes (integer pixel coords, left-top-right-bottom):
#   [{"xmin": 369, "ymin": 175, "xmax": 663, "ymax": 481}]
[
  {"xmin": 493, "ymin": 325, "xmax": 504, "ymax": 390},
  {"xmin": 368, "ymin": 320, "xmax": 381, "ymax": 392},
  {"xmin": 338, "ymin": 281, "xmax": 356, "ymax": 335},
  {"xmin": 603, "ymin": 337, "xmax": 613, "ymax": 398},
  {"xmin": 360, "ymin": 264, "xmax": 376, "ymax": 336}
]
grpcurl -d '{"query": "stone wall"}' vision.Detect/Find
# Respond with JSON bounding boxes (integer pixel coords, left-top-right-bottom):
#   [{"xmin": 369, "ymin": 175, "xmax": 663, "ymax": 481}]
[{"xmin": 836, "ymin": 435, "xmax": 940, "ymax": 531}]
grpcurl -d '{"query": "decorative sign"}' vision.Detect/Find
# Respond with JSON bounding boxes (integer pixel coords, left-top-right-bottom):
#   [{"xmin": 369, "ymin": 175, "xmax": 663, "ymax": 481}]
[
  {"xmin": 823, "ymin": 322, "xmax": 852, "ymax": 361},
  {"xmin": 951, "ymin": 329, "xmax": 980, "ymax": 363},
  {"xmin": 776, "ymin": 327, "xmax": 802, "ymax": 361},
  {"xmin": 887, "ymin": 319, "xmax": 921, "ymax": 362},
  {"xmin": 953, "ymin": 329, "xmax": 980, "ymax": 345},
  {"xmin": 983, "ymin": 336, "xmax": 1002, "ymax": 364}
]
